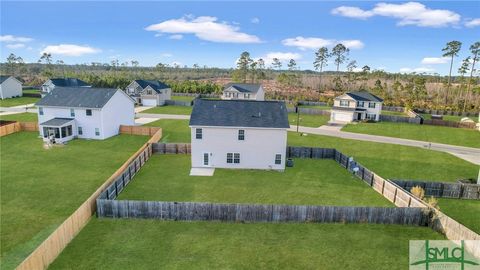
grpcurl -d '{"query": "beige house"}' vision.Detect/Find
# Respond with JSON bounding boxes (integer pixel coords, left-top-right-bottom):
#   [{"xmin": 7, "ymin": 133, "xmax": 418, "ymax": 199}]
[
  {"xmin": 330, "ymin": 91, "xmax": 383, "ymax": 123},
  {"xmin": 222, "ymin": 83, "xmax": 265, "ymax": 101},
  {"xmin": 125, "ymin": 80, "xmax": 171, "ymax": 106}
]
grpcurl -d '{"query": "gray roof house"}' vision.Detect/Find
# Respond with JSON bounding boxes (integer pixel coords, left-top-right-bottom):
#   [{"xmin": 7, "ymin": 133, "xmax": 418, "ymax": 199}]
[
  {"xmin": 41, "ymin": 78, "xmax": 91, "ymax": 96},
  {"xmin": 36, "ymin": 87, "xmax": 135, "ymax": 143},
  {"xmin": 0, "ymin": 75, "xmax": 23, "ymax": 99},
  {"xmin": 125, "ymin": 79, "xmax": 172, "ymax": 107},
  {"xmin": 222, "ymin": 83, "xmax": 265, "ymax": 101},
  {"xmin": 331, "ymin": 90, "xmax": 384, "ymax": 123},
  {"xmin": 189, "ymin": 99, "xmax": 289, "ymax": 174}
]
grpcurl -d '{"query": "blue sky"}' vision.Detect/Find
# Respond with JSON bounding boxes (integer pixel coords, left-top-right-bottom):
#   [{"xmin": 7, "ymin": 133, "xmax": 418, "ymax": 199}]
[{"xmin": 1, "ymin": 1, "xmax": 479, "ymax": 75}]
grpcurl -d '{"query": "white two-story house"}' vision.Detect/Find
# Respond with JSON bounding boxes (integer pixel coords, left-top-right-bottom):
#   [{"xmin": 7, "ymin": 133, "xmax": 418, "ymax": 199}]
[
  {"xmin": 0, "ymin": 75, "xmax": 22, "ymax": 99},
  {"xmin": 41, "ymin": 78, "xmax": 91, "ymax": 96},
  {"xmin": 221, "ymin": 83, "xmax": 265, "ymax": 101},
  {"xmin": 189, "ymin": 99, "xmax": 289, "ymax": 174},
  {"xmin": 35, "ymin": 87, "xmax": 135, "ymax": 143},
  {"xmin": 330, "ymin": 91, "xmax": 383, "ymax": 123},
  {"xmin": 125, "ymin": 80, "xmax": 171, "ymax": 106}
]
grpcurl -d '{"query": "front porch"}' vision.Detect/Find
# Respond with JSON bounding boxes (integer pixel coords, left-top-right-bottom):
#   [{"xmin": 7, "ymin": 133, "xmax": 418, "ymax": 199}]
[{"xmin": 39, "ymin": 118, "xmax": 76, "ymax": 144}]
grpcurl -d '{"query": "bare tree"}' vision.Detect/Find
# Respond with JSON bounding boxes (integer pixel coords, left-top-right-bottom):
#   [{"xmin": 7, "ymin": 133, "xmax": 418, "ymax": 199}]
[
  {"xmin": 331, "ymin": 43, "xmax": 349, "ymax": 72},
  {"xmin": 442, "ymin": 40, "xmax": 462, "ymax": 104}
]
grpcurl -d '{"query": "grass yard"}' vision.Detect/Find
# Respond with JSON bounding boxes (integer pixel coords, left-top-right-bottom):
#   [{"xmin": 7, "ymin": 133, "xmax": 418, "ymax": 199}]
[
  {"xmin": 288, "ymin": 132, "xmax": 478, "ymax": 182},
  {"xmin": 119, "ymin": 155, "xmax": 392, "ymax": 207},
  {"xmin": 22, "ymin": 88, "xmax": 40, "ymax": 95},
  {"xmin": 143, "ymin": 119, "xmax": 190, "ymax": 142},
  {"xmin": 420, "ymin": 113, "xmax": 477, "ymax": 122},
  {"xmin": 171, "ymin": 95, "xmax": 195, "ymax": 102},
  {"xmin": 0, "ymin": 112, "xmax": 38, "ymax": 122},
  {"xmin": 437, "ymin": 198, "xmax": 480, "ymax": 234},
  {"xmin": 288, "ymin": 112, "xmax": 330, "ymax": 128},
  {"xmin": 381, "ymin": 110, "xmax": 407, "ymax": 116},
  {"xmin": 142, "ymin": 105, "xmax": 192, "ymax": 115},
  {"xmin": 49, "ymin": 219, "xmax": 445, "ymax": 270},
  {"xmin": 0, "ymin": 132, "xmax": 148, "ymax": 269},
  {"xmin": 0, "ymin": 96, "xmax": 39, "ymax": 107},
  {"xmin": 341, "ymin": 122, "xmax": 480, "ymax": 148},
  {"xmin": 299, "ymin": 105, "xmax": 332, "ymax": 110}
]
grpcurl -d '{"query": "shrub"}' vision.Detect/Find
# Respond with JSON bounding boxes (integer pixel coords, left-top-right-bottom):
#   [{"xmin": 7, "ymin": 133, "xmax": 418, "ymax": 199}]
[{"xmin": 411, "ymin": 186, "xmax": 425, "ymax": 200}]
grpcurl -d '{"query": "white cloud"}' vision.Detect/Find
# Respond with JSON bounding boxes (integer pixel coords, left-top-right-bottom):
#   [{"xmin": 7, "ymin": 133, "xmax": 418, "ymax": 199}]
[
  {"xmin": 332, "ymin": 2, "xmax": 460, "ymax": 27},
  {"xmin": 421, "ymin": 57, "xmax": 449, "ymax": 65},
  {"xmin": 0, "ymin": 35, "xmax": 33, "ymax": 43},
  {"xmin": 6, "ymin": 43, "xmax": 26, "ymax": 49},
  {"xmin": 400, "ymin": 67, "xmax": 435, "ymax": 73},
  {"xmin": 282, "ymin": 36, "xmax": 364, "ymax": 50},
  {"xmin": 251, "ymin": 17, "xmax": 260, "ymax": 24},
  {"xmin": 465, "ymin": 18, "xmax": 480, "ymax": 28},
  {"xmin": 331, "ymin": 6, "xmax": 373, "ymax": 19},
  {"xmin": 41, "ymin": 44, "xmax": 101, "ymax": 56},
  {"xmin": 145, "ymin": 15, "xmax": 261, "ymax": 43},
  {"xmin": 169, "ymin": 34, "xmax": 183, "ymax": 40},
  {"xmin": 255, "ymin": 52, "xmax": 302, "ymax": 65}
]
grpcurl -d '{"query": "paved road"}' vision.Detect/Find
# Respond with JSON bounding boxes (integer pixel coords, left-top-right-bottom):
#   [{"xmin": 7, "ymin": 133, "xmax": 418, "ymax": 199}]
[{"xmin": 135, "ymin": 113, "xmax": 480, "ymax": 165}]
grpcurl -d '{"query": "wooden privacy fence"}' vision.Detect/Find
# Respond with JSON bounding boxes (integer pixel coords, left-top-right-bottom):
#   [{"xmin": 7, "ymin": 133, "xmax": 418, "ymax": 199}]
[
  {"xmin": 119, "ymin": 125, "xmax": 161, "ymax": 136},
  {"xmin": 415, "ymin": 108, "xmax": 477, "ymax": 117},
  {"xmin": 391, "ymin": 180, "xmax": 480, "ymax": 200},
  {"xmin": 380, "ymin": 114, "xmax": 421, "ymax": 124},
  {"xmin": 15, "ymin": 129, "xmax": 162, "ymax": 270},
  {"xmin": 382, "ymin": 105, "xmax": 405, "ymax": 112},
  {"xmin": 97, "ymin": 200, "xmax": 430, "ymax": 226},
  {"xmin": 286, "ymin": 107, "xmax": 331, "ymax": 116},
  {"xmin": 298, "ymin": 100, "xmax": 328, "ymax": 107},
  {"xmin": 0, "ymin": 121, "xmax": 38, "ymax": 137},
  {"xmin": 152, "ymin": 143, "xmax": 191, "ymax": 154},
  {"xmin": 165, "ymin": 100, "xmax": 193, "ymax": 106},
  {"xmin": 423, "ymin": 119, "xmax": 476, "ymax": 129}
]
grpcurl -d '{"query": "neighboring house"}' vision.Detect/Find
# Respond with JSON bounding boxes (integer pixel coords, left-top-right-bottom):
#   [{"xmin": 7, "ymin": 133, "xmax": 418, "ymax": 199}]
[
  {"xmin": 35, "ymin": 87, "xmax": 135, "ymax": 143},
  {"xmin": 330, "ymin": 91, "xmax": 383, "ymax": 123},
  {"xmin": 125, "ymin": 80, "xmax": 172, "ymax": 106},
  {"xmin": 0, "ymin": 75, "xmax": 22, "ymax": 99},
  {"xmin": 189, "ymin": 99, "xmax": 289, "ymax": 171},
  {"xmin": 221, "ymin": 83, "xmax": 265, "ymax": 101},
  {"xmin": 41, "ymin": 78, "xmax": 91, "ymax": 96}
]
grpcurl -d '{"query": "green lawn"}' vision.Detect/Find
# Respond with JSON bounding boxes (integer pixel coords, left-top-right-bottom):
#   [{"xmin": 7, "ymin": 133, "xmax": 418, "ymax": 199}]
[
  {"xmin": 0, "ymin": 112, "xmax": 38, "ymax": 122},
  {"xmin": 0, "ymin": 132, "xmax": 148, "ymax": 269},
  {"xmin": 382, "ymin": 110, "xmax": 407, "ymax": 116},
  {"xmin": 171, "ymin": 95, "xmax": 195, "ymax": 102},
  {"xmin": 288, "ymin": 132, "xmax": 478, "ymax": 182},
  {"xmin": 49, "ymin": 219, "xmax": 445, "ymax": 270},
  {"xmin": 0, "ymin": 97, "xmax": 39, "ymax": 108},
  {"xmin": 22, "ymin": 88, "xmax": 40, "ymax": 95},
  {"xmin": 143, "ymin": 119, "xmax": 190, "ymax": 142},
  {"xmin": 342, "ymin": 122, "xmax": 480, "ymax": 148},
  {"xmin": 288, "ymin": 112, "xmax": 330, "ymax": 128},
  {"xmin": 437, "ymin": 198, "xmax": 480, "ymax": 234},
  {"xmin": 420, "ymin": 113, "xmax": 477, "ymax": 122},
  {"xmin": 142, "ymin": 105, "xmax": 192, "ymax": 115},
  {"xmin": 299, "ymin": 105, "xmax": 332, "ymax": 110},
  {"xmin": 119, "ymin": 155, "xmax": 392, "ymax": 207}
]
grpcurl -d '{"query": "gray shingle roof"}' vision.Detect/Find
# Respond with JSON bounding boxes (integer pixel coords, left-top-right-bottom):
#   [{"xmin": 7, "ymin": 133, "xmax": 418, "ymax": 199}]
[
  {"xmin": 345, "ymin": 91, "xmax": 383, "ymax": 102},
  {"xmin": 35, "ymin": 87, "xmax": 120, "ymax": 108},
  {"xmin": 224, "ymin": 83, "xmax": 262, "ymax": 93},
  {"xmin": 48, "ymin": 78, "xmax": 91, "ymax": 87},
  {"xmin": 134, "ymin": 80, "xmax": 170, "ymax": 93},
  {"xmin": 190, "ymin": 99, "xmax": 289, "ymax": 128},
  {"xmin": 39, "ymin": 118, "xmax": 74, "ymax": 127},
  {"xmin": 0, "ymin": 75, "xmax": 12, "ymax": 84}
]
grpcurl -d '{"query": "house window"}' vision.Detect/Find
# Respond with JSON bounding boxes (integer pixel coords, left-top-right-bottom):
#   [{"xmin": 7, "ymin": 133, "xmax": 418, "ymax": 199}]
[
  {"xmin": 95, "ymin": 128, "xmax": 100, "ymax": 136},
  {"xmin": 234, "ymin": 153, "xmax": 240, "ymax": 164},
  {"xmin": 60, "ymin": 125, "xmax": 73, "ymax": 138},
  {"xmin": 238, "ymin": 130, "xmax": 245, "ymax": 141},
  {"xmin": 86, "ymin": 109, "xmax": 92, "ymax": 116},
  {"xmin": 195, "ymin": 128, "xmax": 202, "ymax": 139},
  {"xmin": 357, "ymin": 101, "xmax": 364, "ymax": 107},
  {"xmin": 39, "ymin": 107, "xmax": 44, "ymax": 115},
  {"xmin": 368, "ymin": 102, "xmax": 376, "ymax": 108},
  {"xmin": 78, "ymin": 126, "xmax": 83, "ymax": 135},
  {"xmin": 244, "ymin": 93, "xmax": 250, "ymax": 99},
  {"xmin": 147, "ymin": 89, "xmax": 153, "ymax": 95},
  {"xmin": 275, "ymin": 154, "xmax": 282, "ymax": 165},
  {"xmin": 226, "ymin": 153, "xmax": 233, "ymax": 163},
  {"xmin": 340, "ymin": 100, "xmax": 350, "ymax": 107},
  {"xmin": 70, "ymin": 109, "xmax": 75, "ymax": 117},
  {"xmin": 366, "ymin": 114, "xmax": 376, "ymax": 120}
]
